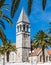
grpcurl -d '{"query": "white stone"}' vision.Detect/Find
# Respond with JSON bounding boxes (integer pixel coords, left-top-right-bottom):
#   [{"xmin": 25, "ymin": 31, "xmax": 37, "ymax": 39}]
[
  {"xmin": 16, "ymin": 8, "xmax": 30, "ymax": 62},
  {"xmin": 17, "ymin": 8, "xmax": 29, "ymax": 23}
]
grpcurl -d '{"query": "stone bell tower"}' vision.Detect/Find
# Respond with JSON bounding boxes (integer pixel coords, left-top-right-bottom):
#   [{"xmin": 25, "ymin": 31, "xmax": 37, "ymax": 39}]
[{"xmin": 16, "ymin": 8, "xmax": 30, "ymax": 62}]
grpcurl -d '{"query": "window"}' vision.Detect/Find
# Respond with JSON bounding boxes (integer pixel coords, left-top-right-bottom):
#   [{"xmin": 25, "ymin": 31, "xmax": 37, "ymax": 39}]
[
  {"xmin": 27, "ymin": 25, "xmax": 28, "ymax": 32},
  {"xmin": 17, "ymin": 26, "xmax": 19, "ymax": 32},
  {"xmin": 23, "ymin": 25, "xmax": 25, "ymax": 31},
  {"xmin": 27, "ymin": 25, "xmax": 30, "ymax": 32},
  {"xmin": 40, "ymin": 55, "xmax": 42, "ymax": 62},
  {"xmin": 49, "ymin": 56, "xmax": 51, "ymax": 61},
  {"xmin": 46, "ymin": 56, "xmax": 48, "ymax": 62},
  {"xmin": 20, "ymin": 25, "xmax": 21, "ymax": 32}
]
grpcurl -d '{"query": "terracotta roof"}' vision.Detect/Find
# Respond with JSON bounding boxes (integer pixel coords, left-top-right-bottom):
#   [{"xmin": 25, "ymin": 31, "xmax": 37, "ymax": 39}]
[
  {"xmin": 47, "ymin": 50, "xmax": 51, "ymax": 55},
  {"xmin": 30, "ymin": 48, "xmax": 51, "ymax": 56},
  {"xmin": 31, "ymin": 48, "xmax": 42, "ymax": 56}
]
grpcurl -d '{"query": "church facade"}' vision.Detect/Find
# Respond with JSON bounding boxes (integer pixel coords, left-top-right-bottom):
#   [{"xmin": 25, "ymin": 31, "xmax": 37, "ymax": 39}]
[
  {"xmin": 0, "ymin": 8, "xmax": 31, "ymax": 63},
  {"xmin": 7, "ymin": 8, "xmax": 51, "ymax": 63},
  {"xmin": 0, "ymin": 8, "xmax": 51, "ymax": 64}
]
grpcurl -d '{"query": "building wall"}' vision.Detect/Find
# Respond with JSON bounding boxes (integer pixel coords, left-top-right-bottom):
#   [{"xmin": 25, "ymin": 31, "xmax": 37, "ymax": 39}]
[
  {"xmin": 9, "ymin": 51, "xmax": 16, "ymax": 62},
  {"xmin": 29, "ymin": 56, "xmax": 37, "ymax": 64},
  {"xmin": 16, "ymin": 48, "xmax": 22, "ymax": 62},
  {"xmin": 37, "ymin": 49, "xmax": 49, "ymax": 62},
  {"xmin": 29, "ymin": 49, "xmax": 51, "ymax": 63},
  {"xmin": 31, "ymin": 49, "xmax": 50, "ymax": 63}
]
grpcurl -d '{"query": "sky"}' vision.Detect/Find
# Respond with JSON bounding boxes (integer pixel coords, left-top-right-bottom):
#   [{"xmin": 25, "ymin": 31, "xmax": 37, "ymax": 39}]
[{"xmin": 0, "ymin": 0, "xmax": 51, "ymax": 44}]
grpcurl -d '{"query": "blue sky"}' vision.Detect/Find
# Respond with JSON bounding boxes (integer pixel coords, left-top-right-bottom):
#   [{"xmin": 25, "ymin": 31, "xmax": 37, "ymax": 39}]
[{"xmin": 0, "ymin": 0, "xmax": 51, "ymax": 44}]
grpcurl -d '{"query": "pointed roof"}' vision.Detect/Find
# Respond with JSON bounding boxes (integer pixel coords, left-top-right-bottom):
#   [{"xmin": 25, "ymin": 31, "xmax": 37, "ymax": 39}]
[{"xmin": 17, "ymin": 8, "xmax": 29, "ymax": 23}]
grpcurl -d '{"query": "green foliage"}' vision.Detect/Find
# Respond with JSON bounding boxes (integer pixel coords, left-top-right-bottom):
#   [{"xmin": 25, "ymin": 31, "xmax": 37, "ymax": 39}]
[
  {"xmin": 0, "ymin": 28, "xmax": 7, "ymax": 45},
  {"xmin": 4, "ymin": 40, "xmax": 16, "ymax": 52},
  {"xmin": 42, "ymin": 0, "xmax": 47, "ymax": 10},
  {"xmin": 32, "ymin": 30, "xmax": 51, "ymax": 63},
  {"xmin": 28, "ymin": 0, "xmax": 33, "ymax": 15},
  {"xmin": 2, "ymin": 14, "xmax": 13, "ymax": 25},
  {"xmin": 0, "ymin": 0, "xmax": 5, "ymax": 8},
  {"xmin": 0, "ymin": 10, "xmax": 13, "ymax": 25},
  {"xmin": 33, "ymin": 30, "xmax": 50, "ymax": 48},
  {"xmin": 0, "ymin": 40, "xmax": 16, "ymax": 54},
  {"xmin": 11, "ymin": 0, "xmax": 21, "ymax": 18},
  {"xmin": 0, "ymin": 20, "xmax": 5, "ymax": 29},
  {"xmin": 10, "ymin": 0, "xmax": 47, "ymax": 17}
]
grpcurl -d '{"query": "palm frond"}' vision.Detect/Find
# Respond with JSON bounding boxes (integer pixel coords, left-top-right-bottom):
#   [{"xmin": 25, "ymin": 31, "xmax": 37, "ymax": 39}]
[
  {"xmin": 2, "ymin": 14, "xmax": 13, "ymax": 25},
  {"xmin": 3, "ymin": 4, "xmax": 9, "ymax": 6},
  {"xmin": 0, "ymin": 0, "xmax": 5, "ymax": 8},
  {"xmin": 42, "ymin": 0, "xmax": 47, "ymax": 10},
  {"xmin": 0, "ymin": 46, "xmax": 4, "ymax": 54},
  {"xmin": 0, "ymin": 20, "xmax": 5, "ymax": 29},
  {"xmin": 28, "ymin": 0, "xmax": 33, "ymax": 15},
  {"xmin": 0, "ymin": 28, "xmax": 7, "ymax": 45},
  {"xmin": 4, "ymin": 40, "xmax": 16, "ymax": 52},
  {"xmin": 11, "ymin": 0, "xmax": 21, "ymax": 18}
]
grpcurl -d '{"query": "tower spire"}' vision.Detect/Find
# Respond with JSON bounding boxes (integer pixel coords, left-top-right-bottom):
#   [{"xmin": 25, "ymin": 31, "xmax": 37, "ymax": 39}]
[{"xmin": 17, "ymin": 8, "xmax": 29, "ymax": 23}]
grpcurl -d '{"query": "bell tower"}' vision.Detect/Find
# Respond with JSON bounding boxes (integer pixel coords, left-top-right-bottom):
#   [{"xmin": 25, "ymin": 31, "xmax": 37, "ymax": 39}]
[{"xmin": 16, "ymin": 8, "xmax": 30, "ymax": 62}]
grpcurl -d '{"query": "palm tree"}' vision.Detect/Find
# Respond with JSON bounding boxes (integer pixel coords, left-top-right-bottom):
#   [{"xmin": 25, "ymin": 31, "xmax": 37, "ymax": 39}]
[
  {"xmin": 0, "ymin": 20, "xmax": 7, "ymax": 65},
  {"xmin": 0, "ymin": 0, "xmax": 14, "ymax": 64},
  {"xmin": 11, "ymin": 0, "xmax": 21, "ymax": 18},
  {"xmin": 48, "ymin": 22, "xmax": 51, "ymax": 45},
  {"xmin": 0, "ymin": 0, "xmax": 13, "ymax": 25},
  {"xmin": 0, "ymin": 20, "xmax": 6, "ymax": 29},
  {"xmin": 0, "ymin": 20, "xmax": 7, "ymax": 45},
  {"xmin": 0, "ymin": 10, "xmax": 13, "ymax": 25},
  {"xmin": 0, "ymin": 28, "xmax": 7, "ymax": 44},
  {"xmin": 4, "ymin": 40, "xmax": 16, "ymax": 62},
  {"xmin": 0, "ymin": 0, "xmax": 5, "ymax": 8},
  {"xmin": 0, "ymin": 40, "xmax": 16, "ymax": 62},
  {"xmin": 11, "ymin": 0, "xmax": 47, "ymax": 17},
  {"xmin": 32, "ymin": 30, "xmax": 51, "ymax": 63}
]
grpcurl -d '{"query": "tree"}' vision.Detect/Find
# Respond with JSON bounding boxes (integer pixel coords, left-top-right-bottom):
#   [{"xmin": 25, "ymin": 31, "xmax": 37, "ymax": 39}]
[
  {"xmin": 32, "ymin": 30, "xmax": 51, "ymax": 63},
  {"xmin": 11, "ymin": 0, "xmax": 21, "ymax": 18},
  {"xmin": 0, "ymin": 40, "xmax": 16, "ymax": 62},
  {"xmin": 0, "ymin": 10, "xmax": 13, "ymax": 25},
  {"xmin": 0, "ymin": 28, "xmax": 7, "ymax": 65},
  {"xmin": 48, "ymin": 22, "xmax": 51, "ymax": 45},
  {"xmin": 0, "ymin": 28, "xmax": 7, "ymax": 44},
  {"xmin": 0, "ymin": 20, "xmax": 5, "ymax": 29},
  {"xmin": 11, "ymin": 0, "xmax": 47, "ymax": 18},
  {"xmin": 0, "ymin": 0, "xmax": 13, "ymax": 25},
  {"xmin": 0, "ymin": 0, "xmax": 5, "ymax": 8},
  {"xmin": 0, "ymin": 0, "xmax": 13, "ymax": 64},
  {"xmin": 4, "ymin": 40, "xmax": 16, "ymax": 62}
]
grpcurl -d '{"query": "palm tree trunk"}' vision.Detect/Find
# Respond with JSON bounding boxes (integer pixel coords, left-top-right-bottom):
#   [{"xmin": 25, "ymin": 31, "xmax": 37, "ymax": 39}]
[
  {"xmin": 42, "ymin": 46, "xmax": 45, "ymax": 63},
  {"xmin": 7, "ymin": 51, "xmax": 9, "ymax": 62}
]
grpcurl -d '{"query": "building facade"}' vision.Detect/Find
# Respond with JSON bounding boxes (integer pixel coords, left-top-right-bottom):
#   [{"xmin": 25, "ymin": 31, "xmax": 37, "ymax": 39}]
[
  {"xmin": 0, "ymin": 8, "xmax": 31, "ymax": 63},
  {"xmin": 0, "ymin": 8, "xmax": 51, "ymax": 63},
  {"xmin": 29, "ymin": 48, "xmax": 51, "ymax": 63}
]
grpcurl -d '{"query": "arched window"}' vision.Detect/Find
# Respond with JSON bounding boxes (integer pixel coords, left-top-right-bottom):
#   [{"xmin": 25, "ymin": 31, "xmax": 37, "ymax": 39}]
[
  {"xmin": 23, "ymin": 25, "xmax": 25, "ymax": 31},
  {"xmin": 40, "ymin": 55, "xmax": 42, "ymax": 62},
  {"xmin": 49, "ymin": 55, "xmax": 51, "ymax": 61},
  {"xmin": 46, "ymin": 56, "xmax": 48, "ymax": 62},
  {"xmin": 20, "ymin": 25, "xmax": 21, "ymax": 32},
  {"xmin": 17, "ymin": 26, "xmax": 19, "ymax": 32},
  {"xmin": 27, "ymin": 25, "xmax": 28, "ymax": 32}
]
